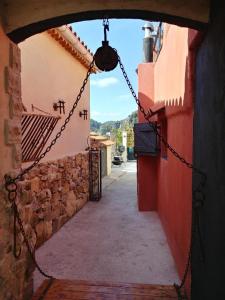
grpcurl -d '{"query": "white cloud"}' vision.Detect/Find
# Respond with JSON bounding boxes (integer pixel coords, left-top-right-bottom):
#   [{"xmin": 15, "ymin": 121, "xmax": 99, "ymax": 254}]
[
  {"xmin": 90, "ymin": 77, "xmax": 119, "ymax": 88},
  {"xmin": 91, "ymin": 111, "xmax": 101, "ymax": 117}
]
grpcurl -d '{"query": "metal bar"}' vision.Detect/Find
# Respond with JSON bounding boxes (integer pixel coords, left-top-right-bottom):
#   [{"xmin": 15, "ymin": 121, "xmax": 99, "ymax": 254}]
[
  {"xmin": 33, "ymin": 117, "xmax": 59, "ymax": 160},
  {"xmin": 22, "ymin": 114, "xmax": 59, "ymax": 162},
  {"xmin": 24, "ymin": 116, "xmax": 50, "ymax": 157},
  {"xmin": 89, "ymin": 150, "xmax": 93, "ymax": 201},
  {"xmin": 22, "ymin": 118, "xmax": 40, "ymax": 159},
  {"xmin": 28, "ymin": 116, "xmax": 53, "ymax": 159},
  {"xmin": 31, "ymin": 116, "xmax": 53, "ymax": 151},
  {"xmin": 26, "ymin": 116, "xmax": 53, "ymax": 161},
  {"xmin": 22, "ymin": 115, "xmax": 33, "ymax": 135},
  {"xmin": 22, "ymin": 115, "xmax": 43, "ymax": 152},
  {"xmin": 32, "ymin": 119, "xmax": 54, "ymax": 159},
  {"xmin": 22, "ymin": 115, "xmax": 45, "ymax": 159},
  {"xmin": 95, "ymin": 150, "xmax": 99, "ymax": 201}
]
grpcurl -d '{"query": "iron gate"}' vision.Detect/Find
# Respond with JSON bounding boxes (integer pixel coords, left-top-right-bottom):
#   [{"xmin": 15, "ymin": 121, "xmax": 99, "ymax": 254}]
[{"xmin": 89, "ymin": 148, "xmax": 102, "ymax": 201}]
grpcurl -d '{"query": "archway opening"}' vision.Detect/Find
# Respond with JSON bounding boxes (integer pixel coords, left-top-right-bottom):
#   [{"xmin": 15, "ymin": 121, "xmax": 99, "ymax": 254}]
[{"xmin": 11, "ymin": 16, "xmax": 198, "ymax": 300}]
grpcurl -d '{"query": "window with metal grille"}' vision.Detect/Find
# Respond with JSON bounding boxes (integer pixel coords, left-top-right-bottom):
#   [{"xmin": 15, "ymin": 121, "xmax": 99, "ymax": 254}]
[{"xmin": 22, "ymin": 113, "xmax": 60, "ymax": 162}]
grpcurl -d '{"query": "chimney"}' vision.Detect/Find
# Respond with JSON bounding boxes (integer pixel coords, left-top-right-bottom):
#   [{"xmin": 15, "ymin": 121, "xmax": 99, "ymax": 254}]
[{"xmin": 142, "ymin": 22, "xmax": 154, "ymax": 63}]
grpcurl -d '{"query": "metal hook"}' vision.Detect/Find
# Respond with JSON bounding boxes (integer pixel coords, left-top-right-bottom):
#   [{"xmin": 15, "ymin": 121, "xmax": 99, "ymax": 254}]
[
  {"xmin": 103, "ymin": 17, "xmax": 109, "ymax": 42},
  {"xmin": 103, "ymin": 17, "xmax": 109, "ymax": 27}
]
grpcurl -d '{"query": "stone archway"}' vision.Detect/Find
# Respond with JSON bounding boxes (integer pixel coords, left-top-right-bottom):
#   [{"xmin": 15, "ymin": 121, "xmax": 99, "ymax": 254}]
[
  {"xmin": 3, "ymin": 0, "xmax": 210, "ymax": 43},
  {"xmin": 2, "ymin": 1, "xmax": 225, "ymax": 300}
]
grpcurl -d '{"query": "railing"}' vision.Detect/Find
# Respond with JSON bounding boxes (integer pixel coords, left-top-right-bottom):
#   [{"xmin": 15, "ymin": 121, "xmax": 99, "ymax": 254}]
[{"xmin": 22, "ymin": 113, "xmax": 60, "ymax": 162}]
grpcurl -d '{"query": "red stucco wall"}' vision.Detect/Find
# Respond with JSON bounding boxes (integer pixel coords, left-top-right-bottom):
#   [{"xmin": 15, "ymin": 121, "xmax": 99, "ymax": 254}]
[
  {"xmin": 137, "ymin": 25, "xmax": 200, "ymax": 293},
  {"xmin": 137, "ymin": 64, "xmax": 158, "ymax": 211}
]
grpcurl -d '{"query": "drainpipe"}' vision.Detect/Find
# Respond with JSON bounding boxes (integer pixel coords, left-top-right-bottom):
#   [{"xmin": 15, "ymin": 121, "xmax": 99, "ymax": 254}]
[{"xmin": 142, "ymin": 22, "xmax": 154, "ymax": 63}]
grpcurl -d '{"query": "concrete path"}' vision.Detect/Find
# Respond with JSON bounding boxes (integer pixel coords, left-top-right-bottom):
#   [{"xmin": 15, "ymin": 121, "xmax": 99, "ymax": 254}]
[{"xmin": 34, "ymin": 161, "xmax": 179, "ymax": 291}]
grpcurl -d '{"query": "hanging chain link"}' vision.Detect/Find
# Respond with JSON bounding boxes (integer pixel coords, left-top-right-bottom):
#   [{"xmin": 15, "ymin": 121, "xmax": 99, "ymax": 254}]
[
  {"xmin": 4, "ymin": 58, "xmax": 95, "ymax": 279},
  {"xmin": 116, "ymin": 52, "xmax": 206, "ymax": 299}
]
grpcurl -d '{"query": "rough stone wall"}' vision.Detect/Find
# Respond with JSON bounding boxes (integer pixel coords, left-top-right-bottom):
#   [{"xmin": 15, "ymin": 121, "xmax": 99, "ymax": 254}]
[
  {"xmin": 4, "ymin": 37, "xmax": 23, "ymax": 170},
  {"xmin": 0, "ymin": 23, "xmax": 33, "ymax": 300},
  {"xmin": 18, "ymin": 153, "xmax": 89, "ymax": 248}
]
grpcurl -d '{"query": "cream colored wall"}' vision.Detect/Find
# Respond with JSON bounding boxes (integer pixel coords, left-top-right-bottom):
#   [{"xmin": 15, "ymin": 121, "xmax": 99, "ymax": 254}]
[
  {"xmin": 106, "ymin": 146, "xmax": 112, "ymax": 176},
  {"xmin": 154, "ymin": 25, "xmax": 189, "ymax": 106},
  {"xmin": 19, "ymin": 32, "xmax": 90, "ymax": 162}
]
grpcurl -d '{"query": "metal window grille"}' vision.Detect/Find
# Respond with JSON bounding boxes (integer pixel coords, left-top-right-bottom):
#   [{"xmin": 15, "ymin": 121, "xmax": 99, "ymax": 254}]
[{"xmin": 21, "ymin": 113, "xmax": 60, "ymax": 162}]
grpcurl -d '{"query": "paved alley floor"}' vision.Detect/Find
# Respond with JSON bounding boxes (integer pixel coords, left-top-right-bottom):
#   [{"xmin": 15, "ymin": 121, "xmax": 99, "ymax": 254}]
[{"xmin": 34, "ymin": 161, "xmax": 179, "ymax": 291}]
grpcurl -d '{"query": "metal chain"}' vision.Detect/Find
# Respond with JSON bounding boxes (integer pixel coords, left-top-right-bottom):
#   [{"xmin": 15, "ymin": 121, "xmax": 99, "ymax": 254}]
[
  {"xmin": 4, "ymin": 43, "xmax": 206, "ymax": 294},
  {"xmin": 116, "ymin": 52, "xmax": 206, "ymax": 299},
  {"xmin": 4, "ymin": 58, "xmax": 95, "ymax": 279}
]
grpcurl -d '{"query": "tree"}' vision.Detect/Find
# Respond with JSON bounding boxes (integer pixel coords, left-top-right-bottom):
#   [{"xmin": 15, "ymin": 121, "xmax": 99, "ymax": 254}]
[
  {"xmin": 90, "ymin": 110, "xmax": 137, "ymax": 147},
  {"xmin": 90, "ymin": 119, "xmax": 101, "ymax": 132},
  {"xmin": 127, "ymin": 126, "xmax": 134, "ymax": 148},
  {"xmin": 116, "ymin": 128, "xmax": 123, "ymax": 146}
]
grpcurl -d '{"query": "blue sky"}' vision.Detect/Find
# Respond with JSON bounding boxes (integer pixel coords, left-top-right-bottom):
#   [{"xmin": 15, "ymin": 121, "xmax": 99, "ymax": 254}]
[{"xmin": 72, "ymin": 19, "xmax": 146, "ymax": 123}]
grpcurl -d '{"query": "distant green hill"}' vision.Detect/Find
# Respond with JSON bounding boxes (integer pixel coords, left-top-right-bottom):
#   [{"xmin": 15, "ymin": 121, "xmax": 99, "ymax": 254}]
[
  {"xmin": 90, "ymin": 110, "xmax": 137, "ymax": 135},
  {"xmin": 90, "ymin": 119, "xmax": 101, "ymax": 132}
]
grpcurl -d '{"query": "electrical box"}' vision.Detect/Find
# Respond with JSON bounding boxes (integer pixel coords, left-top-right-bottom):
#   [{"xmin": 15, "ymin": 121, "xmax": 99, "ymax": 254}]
[{"xmin": 134, "ymin": 123, "xmax": 159, "ymax": 156}]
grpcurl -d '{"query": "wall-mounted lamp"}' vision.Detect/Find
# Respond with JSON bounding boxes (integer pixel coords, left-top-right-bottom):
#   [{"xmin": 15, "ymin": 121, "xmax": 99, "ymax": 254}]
[
  {"xmin": 79, "ymin": 109, "xmax": 88, "ymax": 120},
  {"xmin": 53, "ymin": 99, "xmax": 65, "ymax": 114}
]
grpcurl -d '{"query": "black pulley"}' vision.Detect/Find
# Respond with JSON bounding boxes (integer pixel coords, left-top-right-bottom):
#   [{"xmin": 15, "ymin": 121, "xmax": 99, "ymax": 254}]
[
  {"xmin": 95, "ymin": 41, "xmax": 118, "ymax": 71},
  {"xmin": 94, "ymin": 18, "xmax": 118, "ymax": 72}
]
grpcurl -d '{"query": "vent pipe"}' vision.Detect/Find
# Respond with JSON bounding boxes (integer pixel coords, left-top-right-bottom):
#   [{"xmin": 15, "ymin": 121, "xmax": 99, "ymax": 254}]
[{"xmin": 142, "ymin": 22, "xmax": 154, "ymax": 63}]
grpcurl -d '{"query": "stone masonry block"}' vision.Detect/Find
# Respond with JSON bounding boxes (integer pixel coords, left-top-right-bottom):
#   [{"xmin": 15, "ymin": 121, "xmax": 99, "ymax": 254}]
[
  {"xmin": 4, "ymin": 119, "xmax": 21, "ymax": 145},
  {"xmin": 9, "ymin": 95, "xmax": 24, "ymax": 118},
  {"xmin": 30, "ymin": 177, "xmax": 40, "ymax": 193},
  {"xmin": 12, "ymin": 144, "xmax": 22, "ymax": 169},
  {"xmin": 16, "ymin": 153, "xmax": 89, "ymax": 251},
  {"xmin": 5, "ymin": 66, "xmax": 21, "ymax": 97},
  {"xmin": 9, "ymin": 43, "xmax": 21, "ymax": 72},
  {"xmin": 20, "ymin": 190, "xmax": 33, "ymax": 205}
]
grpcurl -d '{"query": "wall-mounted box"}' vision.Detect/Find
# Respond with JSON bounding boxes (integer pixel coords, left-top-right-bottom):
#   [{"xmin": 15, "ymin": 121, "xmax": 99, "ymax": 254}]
[{"xmin": 134, "ymin": 122, "xmax": 160, "ymax": 156}]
